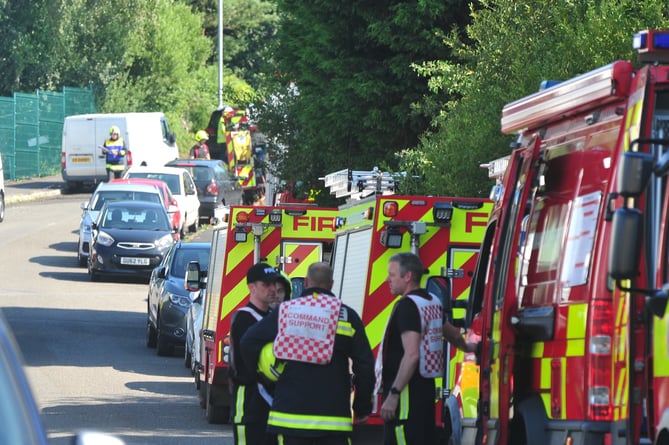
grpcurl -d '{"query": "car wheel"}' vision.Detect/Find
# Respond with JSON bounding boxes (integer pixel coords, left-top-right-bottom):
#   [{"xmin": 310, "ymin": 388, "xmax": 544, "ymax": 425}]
[
  {"xmin": 146, "ymin": 316, "xmax": 157, "ymax": 348},
  {"xmin": 188, "ymin": 212, "xmax": 200, "ymax": 233},
  {"xmin": 156, "ymin": 318, "xmax": 175, "ymax": 356},
  {"xmin": 0, "ymin": 193, "xmax": 5, "ymax": 222},
  {"xmin": 88, "ymin": 261, "xmax": 100, "ymax": 282},
  {"xmin": 184, "ymin": 344, "xmax": 192, "ymax": 369},
  {"xmin": 77, "ymin": 246, "xmax": 86, "ymax": 267},
  {"xmin": 198, "ymin": 380, "xmax": 207, "ymax": 408}
]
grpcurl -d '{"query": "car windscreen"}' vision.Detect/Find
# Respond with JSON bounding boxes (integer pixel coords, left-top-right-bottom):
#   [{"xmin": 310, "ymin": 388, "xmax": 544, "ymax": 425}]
[
  {"xmin": 92, "ymin": 191, "xmax": 162, "ymax": 210},
  {"xmin": 101, "ymin": 207, "xmax": 171, "ymax": 231},
  {"xmin": 126, "ymin": 173, "xmax": 180, "ymax": 195},
  {"xmin": 170, "ymin": 248, "xmax": 211, "ymax": 278}
]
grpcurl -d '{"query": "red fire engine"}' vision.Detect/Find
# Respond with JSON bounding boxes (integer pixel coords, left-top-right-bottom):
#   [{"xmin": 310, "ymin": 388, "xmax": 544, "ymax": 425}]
[
  {"xmin": 446, "ymin": 30, "xmax": 669, "ymax": 445},
  {"xmin": 186, "ymin": 204, "xmax": 337, "ymax": 423}
]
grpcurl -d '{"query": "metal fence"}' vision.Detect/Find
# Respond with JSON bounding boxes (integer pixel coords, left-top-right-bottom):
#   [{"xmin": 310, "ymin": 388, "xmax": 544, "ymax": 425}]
[{"xmin": 0, "ymin": 86, "xmax": 96, "ymax": 180}]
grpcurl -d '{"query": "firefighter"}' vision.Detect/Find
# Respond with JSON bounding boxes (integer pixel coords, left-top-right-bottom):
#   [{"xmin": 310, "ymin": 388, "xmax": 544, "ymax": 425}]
[
  {"xmin": 377, "ymin": 252, "xmax": 474, "ymax": 445},
  {"xmin": 189, "ymin": 130, "xmax": 211, "ymax": 160},
  {"xmin": 240, "ymin": 262, "xmax": 375, "ymax": 445},
  {"xmin": 230, "ymin": 262, "xmax": 280, "ymax": 445},
  {"xmin": 270, "ymin": 271, "xmax": 291, "ymax": 310},
  {"xmin": 102, "ymin": 125, "xmax": 126, "ymax": 180}
]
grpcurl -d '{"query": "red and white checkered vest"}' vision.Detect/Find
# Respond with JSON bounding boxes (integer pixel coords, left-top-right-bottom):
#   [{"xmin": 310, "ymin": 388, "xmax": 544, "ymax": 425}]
[
  {"xmin": 407, "ymin": 292, "xmax": 444, "ymax": 378},
  {"xmin": 274, "ymin": 293, "xmax": 342, "ymax": 365}
]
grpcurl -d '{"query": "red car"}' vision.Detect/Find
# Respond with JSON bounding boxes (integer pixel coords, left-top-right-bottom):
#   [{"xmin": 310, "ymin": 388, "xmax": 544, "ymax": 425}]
[{"xmin": 110, "ymin": 178, "xmax": 181, "ymax": 239}]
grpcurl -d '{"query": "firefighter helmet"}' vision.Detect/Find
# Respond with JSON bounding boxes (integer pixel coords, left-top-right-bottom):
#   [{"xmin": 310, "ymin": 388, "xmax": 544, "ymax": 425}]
[
  {"xmin": 109, "ymin": 125, "xmax": 121, "ymax": 136},
  {"xmin": 195, "ymin": 130, "xmax": 209, "ymax": 142},
  {"xmin": 258, "ymin": 343, "xmax": 285, "ymax": 382}
]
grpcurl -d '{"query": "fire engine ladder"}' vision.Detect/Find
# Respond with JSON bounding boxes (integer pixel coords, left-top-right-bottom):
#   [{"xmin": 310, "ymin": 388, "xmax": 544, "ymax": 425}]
[{"xmin": 321, "ymin": 167, "xmax": 395, "ymax": 199}]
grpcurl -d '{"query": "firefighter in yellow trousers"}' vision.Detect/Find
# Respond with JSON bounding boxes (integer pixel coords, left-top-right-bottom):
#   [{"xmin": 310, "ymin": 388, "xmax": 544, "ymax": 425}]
[{"xmin": 241, "ymin": 262, "xmax": 375, "ymax": 445}]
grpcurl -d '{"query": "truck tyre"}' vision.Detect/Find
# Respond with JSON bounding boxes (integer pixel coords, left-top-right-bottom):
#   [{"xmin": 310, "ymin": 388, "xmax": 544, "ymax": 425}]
[
  {"xmin": 156, "ymin": 318, "xmax": 175, "ymax": 356},
  {"xmin": 146, "ymin": 316, "xmax": 157, "ymax": 348},
  {"xmin": 206, "ymin": 384, "xmax": 230, "ymax": 424}
]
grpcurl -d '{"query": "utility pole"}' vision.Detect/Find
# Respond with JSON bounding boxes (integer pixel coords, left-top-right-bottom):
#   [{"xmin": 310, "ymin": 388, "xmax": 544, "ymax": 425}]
[{"xmin": 218, "ymin": 0, "xmax": 224, "ymax": 109}]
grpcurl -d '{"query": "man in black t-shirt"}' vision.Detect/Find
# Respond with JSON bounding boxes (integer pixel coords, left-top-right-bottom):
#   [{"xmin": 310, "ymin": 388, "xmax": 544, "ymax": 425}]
[{"xmin": 379, "ymin": 253, "xmax": 474, "ymax": 445}]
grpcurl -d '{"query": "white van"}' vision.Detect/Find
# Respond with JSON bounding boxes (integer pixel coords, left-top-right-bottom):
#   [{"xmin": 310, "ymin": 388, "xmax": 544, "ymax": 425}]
[{"xmin": 61, "ymin": 112, "xmax": 180, "ymax": 192}]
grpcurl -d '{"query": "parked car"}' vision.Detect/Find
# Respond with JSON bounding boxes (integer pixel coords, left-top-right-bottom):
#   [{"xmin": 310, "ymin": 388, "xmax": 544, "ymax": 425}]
[
  {"xmin": 109, "ymin": 178, "xmax": 181, "ymax": 240},
  {"xmin": 146, "ymin": 241, "xmax": 210, "ymax": 356},
  {"xmin": 0, "ymin": 310, "xmax": 124, "ymax": 444},
  {"xmin": 88, "ymin": 200, "xmax": 175, "ymax": 282},
  {"xmin": 77, "ymin": 182, "xmax": 171, "ymax": 267},
  {"xmin": 185, "ymin": 288, "xmax": 205, "ymax": 375},
  {"xmin": 166, "ymin": 159, "xmax": 241, "ymax": 223},
  {"xmin": 123, "ymin": 166, "xmax": 200, "ymax": 237}
]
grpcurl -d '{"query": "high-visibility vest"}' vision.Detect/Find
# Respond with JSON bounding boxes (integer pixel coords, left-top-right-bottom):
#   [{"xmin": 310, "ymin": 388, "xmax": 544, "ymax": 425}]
[{"xmin": 406, "ymin": 292, "xmax": 444, "ymax": 378}]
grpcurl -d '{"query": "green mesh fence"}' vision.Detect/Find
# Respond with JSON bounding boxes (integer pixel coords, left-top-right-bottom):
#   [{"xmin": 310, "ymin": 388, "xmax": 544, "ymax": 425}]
[{"xmin": 0, "ymin": 86, "xmax": 95, "ymax": 181}]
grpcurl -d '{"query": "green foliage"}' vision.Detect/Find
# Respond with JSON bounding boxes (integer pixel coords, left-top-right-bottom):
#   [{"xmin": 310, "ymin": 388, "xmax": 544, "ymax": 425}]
[
  {"xmin": 416, "ymin": 0, "xmax": 669, "ymax": 198},
  {"xmin": 263, "ymin": 0, "xmax": 470, "ymax": 203}
]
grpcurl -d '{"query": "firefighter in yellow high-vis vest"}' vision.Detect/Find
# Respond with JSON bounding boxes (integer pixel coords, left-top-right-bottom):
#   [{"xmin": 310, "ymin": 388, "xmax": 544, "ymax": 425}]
[
  {"xmin": 241, "ymin": 262, "xmax": 375, "ymax": 445},
  {"xmin": 102, "ymin": 125, "xmax": 126, "ymax": 180}
]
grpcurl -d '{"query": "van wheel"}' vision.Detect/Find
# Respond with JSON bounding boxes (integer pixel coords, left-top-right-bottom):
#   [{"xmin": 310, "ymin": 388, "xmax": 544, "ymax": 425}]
[
  {"xmin": 180, "ymin": 223, "xmax": 187, "ymax": 239},
  {"xmin": 0, "ymin": 193, "xmax": 5, "ymax": 222}
]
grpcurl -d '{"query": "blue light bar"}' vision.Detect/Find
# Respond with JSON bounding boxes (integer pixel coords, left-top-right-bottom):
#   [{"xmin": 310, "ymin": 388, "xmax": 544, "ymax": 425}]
[{"xmin": 634, "ymin": 30, "xmax": 669, "ymax": 63}]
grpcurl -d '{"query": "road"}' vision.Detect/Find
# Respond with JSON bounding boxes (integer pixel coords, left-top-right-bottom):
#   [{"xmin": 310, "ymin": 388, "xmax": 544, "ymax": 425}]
[
  {"xmin": 0, "ymin": 194, "xmax": 382, "ymax": 445},
  {"xmin": 0, "ymin": 194, "xmax": 230, "ymax": 444}
]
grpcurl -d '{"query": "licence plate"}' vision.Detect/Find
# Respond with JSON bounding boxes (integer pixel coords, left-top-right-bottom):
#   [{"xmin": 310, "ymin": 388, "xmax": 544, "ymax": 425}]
[
  {"xmin": 120, "ymin": 257, "xmax": 150, "ymax": 266},
  {"xmin": 71, "ymin": 156, "xmax": 92, "ymax": 163}
]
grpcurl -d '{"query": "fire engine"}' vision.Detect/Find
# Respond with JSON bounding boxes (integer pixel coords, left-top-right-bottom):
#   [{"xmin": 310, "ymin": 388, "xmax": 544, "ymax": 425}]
[
  {"xmin": 322, "ymin": 168, "xmax": 492, "ymax": 429},
  {"xmin": 186, "ymin": 204, "xmax": 337, "ymax": 423},
  {"xmin": 446, "ymin": 30, "xmax": 669, "ymax": 445}
]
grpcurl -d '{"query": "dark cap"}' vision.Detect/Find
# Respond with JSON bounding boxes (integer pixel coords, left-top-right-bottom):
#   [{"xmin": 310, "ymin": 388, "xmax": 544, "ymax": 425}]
[{"xmin": 247, "ymin": 263, "xmax": 280, "ymax": 284}]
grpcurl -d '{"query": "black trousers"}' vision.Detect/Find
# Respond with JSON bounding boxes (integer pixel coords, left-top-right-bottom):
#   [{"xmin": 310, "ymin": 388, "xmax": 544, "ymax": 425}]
[{"xmin": 277, "ymin": 434, "xmax": 351, "ymax": 445}]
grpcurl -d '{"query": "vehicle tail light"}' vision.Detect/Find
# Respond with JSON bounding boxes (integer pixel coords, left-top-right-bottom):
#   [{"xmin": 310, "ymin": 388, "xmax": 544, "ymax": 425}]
[
  {"xmin": 206, "ymin": 179, "xmax": 219, "ymax": 196},
  {"xmin": 126, "ymin": 150, "xmax": 133, "ymax": 166},
  {"xmin": 222, "ymin": 335, "xmax": 231, "ymax": 364},
  {"xmin": 61, "ymin": 151, "xmax": 66, "ymax": 169},
  {"xmin": 588, "ymin": 300, "xmax": 613, "ymax": 420}
]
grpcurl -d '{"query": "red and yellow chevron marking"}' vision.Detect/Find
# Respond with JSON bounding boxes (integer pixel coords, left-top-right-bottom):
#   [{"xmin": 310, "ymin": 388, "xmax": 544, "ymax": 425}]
[
  {"xmin": 235, "ymin": 164, "xmax": 256, "ymax": 188},
  {"xmin": 212, "ymin": 206, "xmax": 338, "ymax": 367},
  {"xmin": 282, "ymin": 242, "xmax": 323, "ymax": 277},
  {"xmin": 362, "ymin": 196, "xmax": 492, "ymax": 352}
]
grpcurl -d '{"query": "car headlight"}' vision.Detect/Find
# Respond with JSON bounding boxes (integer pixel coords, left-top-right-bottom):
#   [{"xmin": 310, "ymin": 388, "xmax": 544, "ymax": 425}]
[
  {"xmin": 82, "ymin": 224, "xmax": 92, "ymax": 236},
  {"xmin": 156, "ymin": 234, "xmax": 175, "ymax": 249},
  {"xmin": 168, "ymin": 293, "xmax": 191, "ymax": 307},
  {"xmin": 96, "ymin": 231, "xmax": 115, "ymax": 247}
]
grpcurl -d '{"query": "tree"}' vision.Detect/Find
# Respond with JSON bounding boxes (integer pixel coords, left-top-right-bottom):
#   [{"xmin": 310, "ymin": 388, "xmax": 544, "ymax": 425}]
[
  {"xmin": 261, "ymin": 0, "xmax": 471, "ymax": 204},
  {"xmin": 415, "ymin": 0, "xmax": 669, "ymax": 197}
]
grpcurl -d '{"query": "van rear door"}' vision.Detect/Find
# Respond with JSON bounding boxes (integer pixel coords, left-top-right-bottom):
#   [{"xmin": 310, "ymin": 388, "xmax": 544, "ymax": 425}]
[{"xmin": 63, "ymin": 116, "xmax": 107, "ymax": 181}]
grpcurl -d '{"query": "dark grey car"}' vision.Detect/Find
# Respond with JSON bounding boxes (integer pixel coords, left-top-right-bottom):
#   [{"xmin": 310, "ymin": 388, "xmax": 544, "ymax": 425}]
[
  {"xmin": 146, "ymin": 241, "xmax": 211, "ymax": 356},
  {"xmin": 165, "ymin": 159, "xmax": 241, "ymax": 222}
]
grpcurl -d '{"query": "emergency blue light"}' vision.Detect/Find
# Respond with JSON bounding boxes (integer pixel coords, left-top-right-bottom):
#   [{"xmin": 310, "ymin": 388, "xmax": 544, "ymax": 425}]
[{"xmin": 633, "ymin": 30, "xmax": 669, "ymax": 64}]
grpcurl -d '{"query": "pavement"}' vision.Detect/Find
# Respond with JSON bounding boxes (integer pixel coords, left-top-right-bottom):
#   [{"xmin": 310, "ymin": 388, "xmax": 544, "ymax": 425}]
[{"xmin": 4, "ymin": 175, "xmax": 65, "ymax": 205}]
